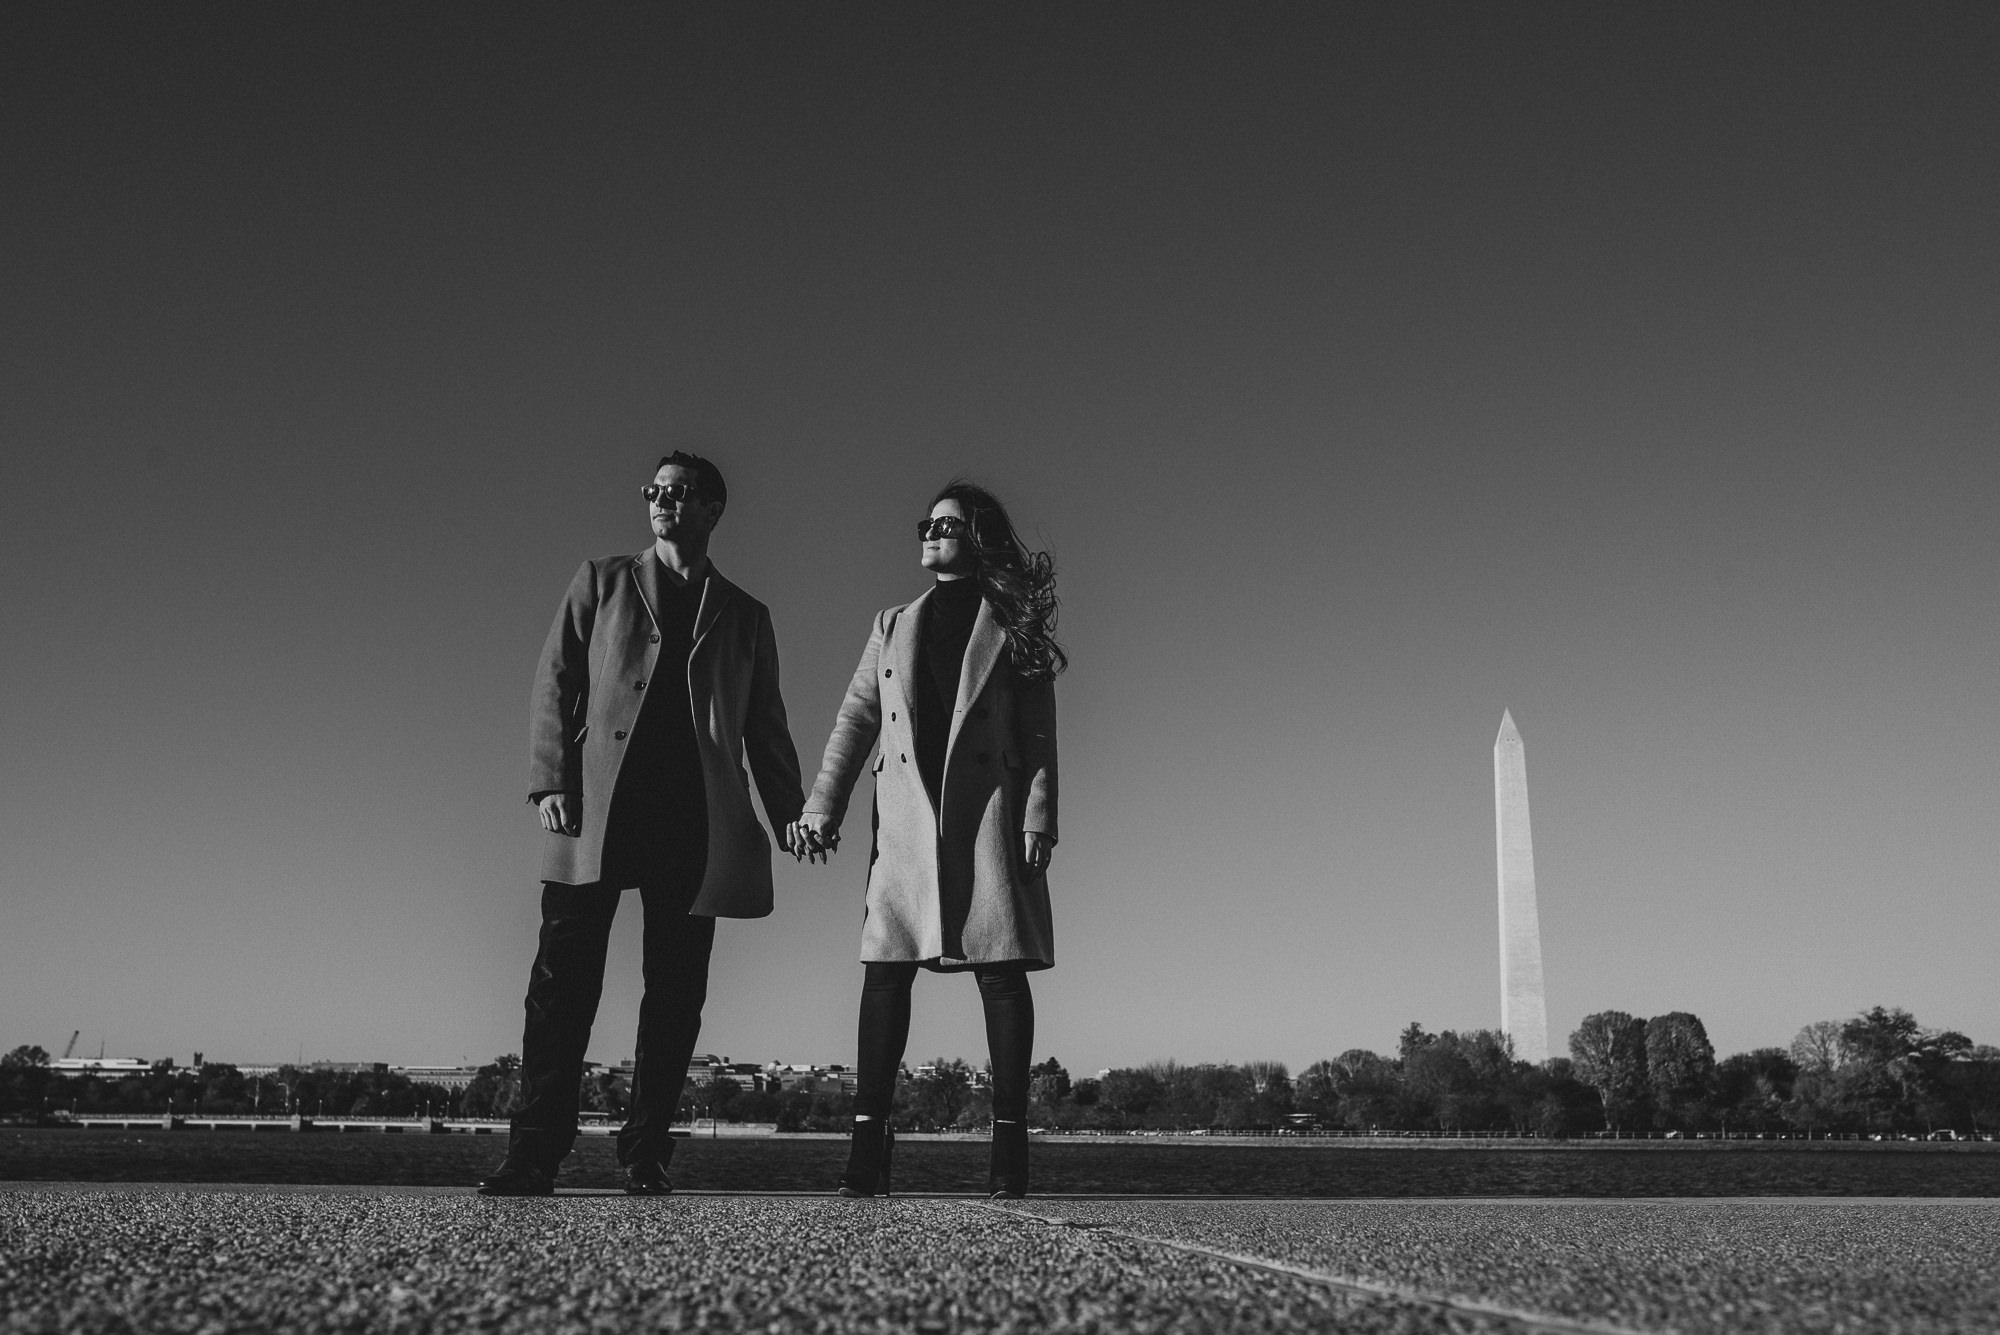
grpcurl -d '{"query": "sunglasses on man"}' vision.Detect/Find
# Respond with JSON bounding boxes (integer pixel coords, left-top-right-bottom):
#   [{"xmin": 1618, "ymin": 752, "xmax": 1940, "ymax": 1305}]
[
  {"xmin": 642, "ymin": 482, "xmax": 700, "ymax": 505},
  {"xmin": 916, "ymin": 515, "xmax": 972, "ymax": 541}
]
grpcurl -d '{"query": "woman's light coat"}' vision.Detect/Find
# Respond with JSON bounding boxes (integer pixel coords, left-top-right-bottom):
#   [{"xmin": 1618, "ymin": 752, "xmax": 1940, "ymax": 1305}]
[{"xmin": 806, "ymin": 587, "xmax": 1058, "ymax": 970}]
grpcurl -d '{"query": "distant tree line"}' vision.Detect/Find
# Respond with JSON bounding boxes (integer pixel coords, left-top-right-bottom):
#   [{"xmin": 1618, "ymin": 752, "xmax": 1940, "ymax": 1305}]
[
  {"xmin": 677, "ymin": 1058, "xmax": 995, "ymax": 1133},
  {"xmin": 0, "ymin": 1054, "xmax": 476, "ymax": 1121},
  {"xmin": 7, "ymin": 1005, "xmax": 1995, "ymax": 1135},
  {"xmin": 1558, "ymin": 1006, "xmax": 2000, "ymax": 1137},
  {"xmin": 748, "ymin": 1008, "xmax": 1998, "ymax": 1137},
  {"xmin": 1022, "ymin": 1007, "xmax": 1995, "ymax": 1137}
]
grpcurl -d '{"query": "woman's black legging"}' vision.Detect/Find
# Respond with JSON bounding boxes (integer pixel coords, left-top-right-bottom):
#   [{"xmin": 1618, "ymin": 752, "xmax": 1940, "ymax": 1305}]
[{"xmin": 854, "ymin": 962, "xmax": 1034, "ymax": 1122}]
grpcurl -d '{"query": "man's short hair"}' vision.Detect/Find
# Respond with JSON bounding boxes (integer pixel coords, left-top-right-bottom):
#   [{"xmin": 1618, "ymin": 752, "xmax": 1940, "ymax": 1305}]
[{"xmin": 656, "ymin": 451, "xmax": 727, "ymax": 513}]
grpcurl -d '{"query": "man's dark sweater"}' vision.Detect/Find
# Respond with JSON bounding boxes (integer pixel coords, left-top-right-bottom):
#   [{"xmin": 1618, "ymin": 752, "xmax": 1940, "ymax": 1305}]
[
  {"xmin": 914, "ymin": 577, "xmax": 981, "ymax": 804},
  {"xmin": 600, "ymin": 562, "xmax": 708, "ymax": 885}
]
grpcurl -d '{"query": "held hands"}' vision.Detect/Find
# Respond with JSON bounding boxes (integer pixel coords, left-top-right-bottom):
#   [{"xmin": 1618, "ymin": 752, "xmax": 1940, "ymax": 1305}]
[
  {"xmin": 543, "ymin": 798, "xmax": 1051, "ymax": 874},
  {"xmin": 792, "ymin": 812, "xmax": 841, "ymax": 864},
  {"xmin": 790, "ymin": 817, "xmax": 1053, "ymax": 873}
]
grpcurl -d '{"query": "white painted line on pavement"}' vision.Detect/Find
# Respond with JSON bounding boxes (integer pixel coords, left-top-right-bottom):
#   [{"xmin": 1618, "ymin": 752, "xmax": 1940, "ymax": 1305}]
[{"xmin": 978, "ymin": 1201, "xmax": 1656, "ymax": 1335}]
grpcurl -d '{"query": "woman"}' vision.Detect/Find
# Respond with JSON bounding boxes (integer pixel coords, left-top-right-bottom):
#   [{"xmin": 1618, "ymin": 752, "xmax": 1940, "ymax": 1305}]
[{"xmin": 795, "ymin": 480, "xmax": 1064, "ymax": 1199}]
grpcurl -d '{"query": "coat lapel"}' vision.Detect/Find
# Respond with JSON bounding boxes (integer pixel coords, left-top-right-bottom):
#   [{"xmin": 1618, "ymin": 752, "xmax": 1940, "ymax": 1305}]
[
  {"xmin": 630, "ymin": 552, "xmax": 664, "ymax": 635},
  {"xmin": 886, "ymin": 586, "xmax": 930, "ymax": 711},
  {"xmin": 632, "ymin": 550, "xmax": 733, "ymax": 648},
  {"xmin": 947, "ymin": 598, "xmax": 1005, "ymax": 760},
  {"xmin": 693, "ymin": 561, "xmax": 735, "ymax": 649}
]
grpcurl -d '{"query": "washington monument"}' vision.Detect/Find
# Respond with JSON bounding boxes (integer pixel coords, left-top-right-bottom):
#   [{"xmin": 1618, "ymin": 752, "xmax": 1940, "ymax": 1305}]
[{"xmin": 1494, "ymin": 710, "xmax": 1550, "ymax": 1063}]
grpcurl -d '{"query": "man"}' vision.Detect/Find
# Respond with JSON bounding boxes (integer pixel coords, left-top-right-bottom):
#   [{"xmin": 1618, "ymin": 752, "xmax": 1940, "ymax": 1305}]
[{"xmin": 479, "ymin": 451, "xmax": 806, "ymax": 1196}]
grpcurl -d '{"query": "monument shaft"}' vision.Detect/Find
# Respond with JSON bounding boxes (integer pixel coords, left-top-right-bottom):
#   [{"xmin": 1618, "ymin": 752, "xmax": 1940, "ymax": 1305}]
[{"xmin": 1494, "ymin": 710, "xmax": 1549, "ymax": 1063}]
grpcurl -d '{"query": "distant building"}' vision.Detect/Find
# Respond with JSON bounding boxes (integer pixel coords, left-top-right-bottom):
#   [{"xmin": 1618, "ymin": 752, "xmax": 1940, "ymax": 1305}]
[
  {"xmin": 763, "ymin": 1062, "xmax": 856, "ymax": 1096},
  {"xmin": 764, "ymin": 1063, "xmax": 817, "ymax": 1093},
  {"xmin": 50, "ymin": 1057, "xmax": 152, "ymax": 1077},
  {"xmin": 684, "ymin": 1054, "xmax": 775, "ymax": 1092},
  {"xmin": 391, "ymin": 1065, "xmax": 482, "ymax": 1092},
  {"xmin": 172, "ymin": 1060, "xmax": 484, "ymax": 1090},
  {"xmin": 912, "ymin": 1062, "xmax": 990, "ymax": 1088},
  {"xmin": 52, "ymin": 1050, "xmax": 941, "ymax": 1101}
]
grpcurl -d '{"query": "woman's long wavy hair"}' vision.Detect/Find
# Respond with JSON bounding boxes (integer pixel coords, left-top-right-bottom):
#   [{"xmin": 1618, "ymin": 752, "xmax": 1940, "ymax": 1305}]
[{"xmin": 933, "ymin": 479, "xmax": 1067, "ymax": 681}]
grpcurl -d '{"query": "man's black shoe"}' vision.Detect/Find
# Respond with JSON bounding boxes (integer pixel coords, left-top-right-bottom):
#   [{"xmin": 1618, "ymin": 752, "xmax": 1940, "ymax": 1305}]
[
  {"xmin": 477, "ymin": 1159, "xmax": 556, "ymax": 1197},
  {"xmin": 623, "ymin": 1160, "xmax": 673, "ymax": 1196}
]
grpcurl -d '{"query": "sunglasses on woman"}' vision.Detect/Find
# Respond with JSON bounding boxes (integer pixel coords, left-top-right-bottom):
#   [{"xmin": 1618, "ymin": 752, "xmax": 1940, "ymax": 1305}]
[
  {"xmin": 642, "ymin": 482, "xmax": 699, "ymax": 505},
  {"xmin": 916, "ymin": 515, "xmax": 972, "ymax": 541}
]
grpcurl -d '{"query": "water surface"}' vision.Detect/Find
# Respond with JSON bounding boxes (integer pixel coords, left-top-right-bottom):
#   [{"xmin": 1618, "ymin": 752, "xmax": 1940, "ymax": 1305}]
[{"xmin": 6, "ymin": 1129, "xmax": 1996, "ymax": 1195}]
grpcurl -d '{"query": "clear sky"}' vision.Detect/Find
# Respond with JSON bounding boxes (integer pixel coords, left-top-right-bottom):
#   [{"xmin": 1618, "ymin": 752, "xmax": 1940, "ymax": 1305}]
[{"xmin": 4, "ymin": 4, "xmax": 1996, "ymax": 1077}]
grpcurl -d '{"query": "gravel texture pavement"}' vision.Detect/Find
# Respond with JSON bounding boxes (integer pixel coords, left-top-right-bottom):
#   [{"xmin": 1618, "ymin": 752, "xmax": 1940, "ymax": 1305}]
[
  {"xmin": 0, "ymin": 1188, "xmax": 1485, "ymax": 1334},
  {"xmin": 1002, "ymin": 1197, "xmax": 2000, "ymax": 1335},
  {"xmin": 4, "ymin": 1186, "xmax": 1994, "ymax": 1333}
]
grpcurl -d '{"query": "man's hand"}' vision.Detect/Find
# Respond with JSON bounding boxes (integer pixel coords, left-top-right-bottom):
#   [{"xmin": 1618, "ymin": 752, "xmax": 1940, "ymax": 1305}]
[
  {"xmin": 1023, "ymin": 831, "xmax": 1054, "ymax": 876},
  {"xmin": 793, "ymin": 812, "xmax": 841, "ymax": 864},
  {"xmin": 538, "ymin": 792, "xmax": 580, "ymax": 836}
]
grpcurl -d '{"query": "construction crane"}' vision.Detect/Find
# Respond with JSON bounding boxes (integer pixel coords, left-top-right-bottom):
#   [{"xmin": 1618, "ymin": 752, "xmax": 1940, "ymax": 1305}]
[{"xmin": 61, "ymin": 1030, "xmax": 80, "ymax": 1060}]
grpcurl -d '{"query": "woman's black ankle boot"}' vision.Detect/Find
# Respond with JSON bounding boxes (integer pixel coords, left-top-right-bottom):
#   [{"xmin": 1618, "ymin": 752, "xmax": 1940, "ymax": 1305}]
[
  {"xmin": 988, "ymin": 1119, "xmax": 1029, "ymax": 1199},
  {"xmin": 837, "ymin": 1118, "xmax": 894, "ymax": 1197}
]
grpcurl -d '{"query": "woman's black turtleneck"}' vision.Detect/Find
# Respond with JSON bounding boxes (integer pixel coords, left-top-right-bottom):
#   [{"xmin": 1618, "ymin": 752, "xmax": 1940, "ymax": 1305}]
[{"xmin": 914, "ymin": 577, "xmax": 981, "ymax": 802}]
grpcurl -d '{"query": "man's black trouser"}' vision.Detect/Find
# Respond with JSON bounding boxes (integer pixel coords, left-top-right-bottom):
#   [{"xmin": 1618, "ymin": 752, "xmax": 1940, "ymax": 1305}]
[{"xmin": 509, "ymin": 867, "xmax": 714, "ymax": 1171}]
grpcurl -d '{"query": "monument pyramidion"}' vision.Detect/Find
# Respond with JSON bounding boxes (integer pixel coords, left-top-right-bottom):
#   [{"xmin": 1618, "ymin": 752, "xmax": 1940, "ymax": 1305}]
[{"xmin": 1494, "ymin": 710, "xmax": 1550, "ymax": 1064}]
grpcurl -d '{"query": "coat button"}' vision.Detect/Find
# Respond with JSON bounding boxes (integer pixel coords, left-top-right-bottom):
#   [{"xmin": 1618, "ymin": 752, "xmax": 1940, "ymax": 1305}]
[
  {"xmin": 889, "ymin": 711, "xmax": 897, "ymax": 721},
  {"xmin": 883, "ymin": 668, "xmax": 893, "ymax": 677},
  {"xmin": 900, "ymin": 753, "xmax": 908, "ymax": 763},
  {"xmin": 649, "ymin": 634, "xmax": 660, "ymax": 644},
  {"xmin": 614, "ymin": 730, "xmax": 628, "ymax": 740},
  {"xmin": 635, "ymin": 680, "xmax": 647, "ymax": 690},
  {"xmin": 976, "ymin": 752, "xmax": 990, "ymax": 764},
  {"xmin": 975, "ymin": 706, "xmax": 989, "ymax": 719}
]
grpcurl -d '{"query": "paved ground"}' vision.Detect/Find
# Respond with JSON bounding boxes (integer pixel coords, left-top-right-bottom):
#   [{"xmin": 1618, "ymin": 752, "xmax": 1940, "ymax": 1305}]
[
  {"xmin": 3, "ymin": 1185, "xmax": 1995, "ymax": 1333},
  {"xmin": 1011, "ymin": 1197, "xmax": 2000, "ymax": 1334}
]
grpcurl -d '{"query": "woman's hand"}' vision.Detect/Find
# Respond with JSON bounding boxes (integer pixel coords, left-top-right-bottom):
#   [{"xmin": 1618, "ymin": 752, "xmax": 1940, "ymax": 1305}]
[
  {"xmin": 795, "ymin": 812, "xmax": 842, "ymax": 864},
  {"xmin": 1023, "ymin": 831, "xmax": 1054, "ymax": 876}
]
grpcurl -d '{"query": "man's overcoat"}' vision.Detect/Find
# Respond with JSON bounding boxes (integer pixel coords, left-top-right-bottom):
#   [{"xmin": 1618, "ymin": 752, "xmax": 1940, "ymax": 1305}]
[
  {"xmin": 528, "ymin": 552, "xmax": 804, "ymax": 915},
  {"xmin": 805, "ymin": 588, "xmax": 1058, "ymax": 969}
]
